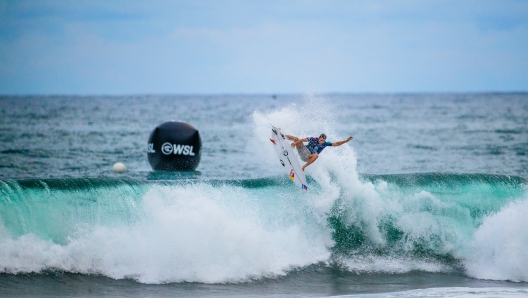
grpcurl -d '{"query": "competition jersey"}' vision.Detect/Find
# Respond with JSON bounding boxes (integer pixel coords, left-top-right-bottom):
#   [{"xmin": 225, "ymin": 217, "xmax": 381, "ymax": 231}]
[{"xmin": 306, "ymin": 137, "xmax": 332, "ymax": 154}]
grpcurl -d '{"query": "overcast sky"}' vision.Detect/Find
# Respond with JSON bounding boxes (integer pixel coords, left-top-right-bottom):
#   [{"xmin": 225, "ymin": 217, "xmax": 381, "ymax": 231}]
[{"xmin": 1, "ymin": 0, "xmax": 527, "ymax": 95}]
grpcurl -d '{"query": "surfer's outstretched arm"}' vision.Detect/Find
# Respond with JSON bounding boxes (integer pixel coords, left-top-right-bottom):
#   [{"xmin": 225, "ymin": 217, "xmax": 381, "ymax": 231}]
[{"xmin": 332, "ymin": 136, "xmax": 353, "ymax": 147}]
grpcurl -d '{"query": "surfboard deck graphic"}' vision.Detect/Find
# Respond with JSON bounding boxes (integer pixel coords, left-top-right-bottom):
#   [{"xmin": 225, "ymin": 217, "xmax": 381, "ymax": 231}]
[{"xmin": 270, "ymin": 125, "xmax": 308, "ymax": 191}]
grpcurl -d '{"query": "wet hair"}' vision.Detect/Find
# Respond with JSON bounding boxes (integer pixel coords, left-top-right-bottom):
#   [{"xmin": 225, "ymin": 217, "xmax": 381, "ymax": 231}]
[{"xmin": 319, "ymin": 133, "xmax": 327, "ymax": 140}]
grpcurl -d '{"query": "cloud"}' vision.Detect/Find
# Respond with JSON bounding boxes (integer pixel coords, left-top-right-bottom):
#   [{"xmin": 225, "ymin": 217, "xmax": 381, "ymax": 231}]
[{"xmin": 0, "ymin": 0, "xmax": 527, "ymax": 94}]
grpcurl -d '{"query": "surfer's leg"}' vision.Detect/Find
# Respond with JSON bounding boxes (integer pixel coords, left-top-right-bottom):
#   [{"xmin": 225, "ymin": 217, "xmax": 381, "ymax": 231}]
[
  {"xmin": 286, "ymin": 135, "xmax": 305, "ymax": 150},
  {"xmin": 286, "ymin": 135, "xmax": 298, "ymax": 141},
  {"xmin": 302, "ymin": 153, "xmax": 318, "ymax": 171}
]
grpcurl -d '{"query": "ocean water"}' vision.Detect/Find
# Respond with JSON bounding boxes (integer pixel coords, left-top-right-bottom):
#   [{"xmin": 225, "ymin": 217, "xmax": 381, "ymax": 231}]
[{"xmin": 0, "ymin": 93, "xmax": 527, "ymax": 297}]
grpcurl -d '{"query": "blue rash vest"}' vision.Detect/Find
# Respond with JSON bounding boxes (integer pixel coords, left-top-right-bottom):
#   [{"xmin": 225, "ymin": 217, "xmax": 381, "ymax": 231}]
[{"xmin": 306, "ymin": 137, "xmax": 333, "ymax": 154}]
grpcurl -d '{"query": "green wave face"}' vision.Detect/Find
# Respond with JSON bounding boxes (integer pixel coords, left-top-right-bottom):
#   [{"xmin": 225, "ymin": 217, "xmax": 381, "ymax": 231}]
[
  {"xmin": 0, "ymin": 173, "xmax": 526, "ymax": 282},
  {"xmin": 328, "ymin": 173, "xmax": 527, "ymax": 271},
  {"xmin": 0, "ymin": 179, "xmax": 149, "ymax": 245}
]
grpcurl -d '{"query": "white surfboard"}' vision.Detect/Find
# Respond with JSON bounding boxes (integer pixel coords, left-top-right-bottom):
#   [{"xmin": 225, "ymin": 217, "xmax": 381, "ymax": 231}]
[{"xmin": 270, "ymin": 125, "xmax": 308, "ymax": 191}]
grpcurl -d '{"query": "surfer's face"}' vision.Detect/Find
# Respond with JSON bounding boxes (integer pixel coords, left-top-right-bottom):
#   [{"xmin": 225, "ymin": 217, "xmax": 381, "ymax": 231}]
[{"xmin": 318, "ymin": 137, "xmax": 326, "ymax": 144}]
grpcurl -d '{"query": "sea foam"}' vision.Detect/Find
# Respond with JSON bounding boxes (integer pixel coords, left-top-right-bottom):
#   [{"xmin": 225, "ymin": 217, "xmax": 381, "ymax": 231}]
[
  {"xmin": 0, "ymin": 183, "xmax": 332, "ymax": 283},
  {"xmin": 465, "ymin": 198, "xmax": 528, "ymax": 282}
]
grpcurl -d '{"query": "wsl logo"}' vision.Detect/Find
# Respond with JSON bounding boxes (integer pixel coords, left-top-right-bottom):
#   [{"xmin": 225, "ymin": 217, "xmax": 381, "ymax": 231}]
[
  {"xmin": 161, "ymin": 142, "xmax": 196, "ymax": 156},
  {"xmin": 161, "ymin": 142, "xmax": 173, "ymax": 155},
  {"xmin": 147, "ymin": 121, "xmax": 201, "ymax": 171}
]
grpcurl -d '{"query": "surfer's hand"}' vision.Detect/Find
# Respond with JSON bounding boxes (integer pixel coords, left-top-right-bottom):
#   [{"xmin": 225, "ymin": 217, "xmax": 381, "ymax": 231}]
[{"xmin": 347, "ymin": 136, "xmax": 353, "ymax": 142}]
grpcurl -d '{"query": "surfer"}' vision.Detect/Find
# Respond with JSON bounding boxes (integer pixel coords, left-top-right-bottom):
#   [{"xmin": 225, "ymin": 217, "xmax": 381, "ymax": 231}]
[{"xmin": 287, "ymin": 134, "xmax": 353, "ymax": 171}]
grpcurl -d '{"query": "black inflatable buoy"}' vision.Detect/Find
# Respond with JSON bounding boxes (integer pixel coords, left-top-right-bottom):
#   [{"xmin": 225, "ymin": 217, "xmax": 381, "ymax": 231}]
[{"xmin": 147, "ymin": 121, "xmax": 202, "ymax": 171}]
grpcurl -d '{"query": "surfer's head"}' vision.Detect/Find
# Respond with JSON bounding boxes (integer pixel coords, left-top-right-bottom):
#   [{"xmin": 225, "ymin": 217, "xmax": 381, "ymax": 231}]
[{"xmin": 318, "ymin": 133, "xmax": 327, "ymax": 144}]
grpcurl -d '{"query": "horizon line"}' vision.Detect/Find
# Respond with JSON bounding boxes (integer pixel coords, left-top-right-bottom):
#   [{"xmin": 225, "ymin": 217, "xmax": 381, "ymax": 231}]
[{"xmin": 1, "ymin": 91, "xmax": 528, "ymax": 97}]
